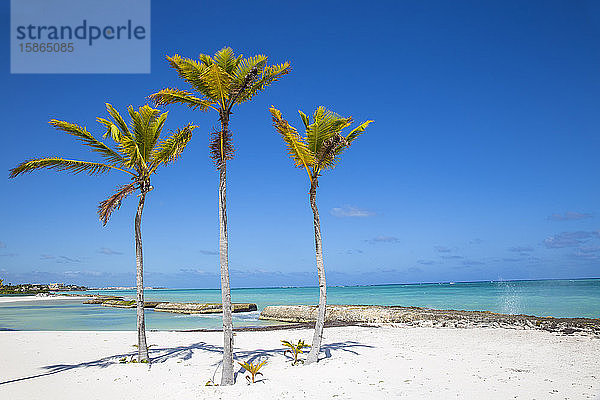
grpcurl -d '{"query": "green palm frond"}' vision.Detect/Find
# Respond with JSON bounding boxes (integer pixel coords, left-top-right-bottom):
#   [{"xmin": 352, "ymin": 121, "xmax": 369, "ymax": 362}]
[
  {"xmin": 154, "ymin": 49, "xmax": 290, "ymax": 115},
  {"xmin": 237, "ymin": 360, "xmax": 267, "ymax": 383},
  {"xmin": 166, "ymin": 55, "xmax": 213, "ymax": 101},
  {"xmin": 150, "ymin": 124, "xmax": 196, "ymax": 172},
  {"xmin": 334, "ymin": 119, "xmax": 374, "ymax": 157},
  {"xmin": 98, "ymin": 182, "xmax": 137, "ymax": 225},
  {"xmin": 272, "ymin": 106, "xmax": 372, "ymax": 177},
  {"xmin": 281, "ymin": 339, "xmax": 310, "ymax": 365},
  {"xmin": 48, "ymin": 120, "xmax": 126, "ymax": 166},
  {"xmin": 105, "ymin": 103, "xmax": 131, "ymax": 137},
  {"xmin": 231, "ymin": 55, "xmax": 267, "ymax": 86},
  {"xmin": 213, "ymin": 47, "xmax": 240, "ymax": 74},
  {"xmin": 235, "ymin": 62, "xmax": 291, "ymax": 104},
  {"xmin": 96, "ymin": 117, "xmax": 124, "ymax": 143},
  {"xmin": 128, "ymin": 105, "xmax": 151, "ymax": 162},
  {"xmin": 270, "ymin": 107, "xmax": 313, "ymax": 179},
  {"xmin": 148, "ymin": 88, "xmax": 213, "ymax": 111},
  {"xmin": 198, "ymin": 53, "xmax": 213, "ymax": 67},
  {"xmin": 11, "ymin": 103, "xmax": 193, "ymax": 226},
  {"xmin": 100, "ymin": 105, "xmax": 145, "ymax": 173},
  {"xmin": 204, "ymin": 63, "xmax": 232, "ymax": 107},
  {"xmin": 305, "ymin": 107, "xmax": 352, "ymax": 155},
  {"xmin": 9, "ymin": 157, "xmax": 128, "ymax": 178},
  {"xmin": 346, "ymin": 120, "xmax": 373, "ymax": 144},
  {"xmin": 298, "ymin": 110, "xmax": 310, "ymax": 130},
  {"xmin": 132, "ymin": 105, "xmax": 166, "ymax": 163}
]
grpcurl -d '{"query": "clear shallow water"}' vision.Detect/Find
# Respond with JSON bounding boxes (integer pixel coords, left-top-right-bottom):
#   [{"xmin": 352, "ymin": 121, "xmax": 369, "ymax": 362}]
[{"xmin": 0, "ymin": 279, "xmax": 598, "ymax": 331}]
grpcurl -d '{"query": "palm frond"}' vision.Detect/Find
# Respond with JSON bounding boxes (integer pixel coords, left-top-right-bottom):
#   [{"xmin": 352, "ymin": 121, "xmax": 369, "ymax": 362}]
[
  {"xmin": 345, "ymin": 120, "xmax": 374, "ymax": 144},
  {"xmin": 316, "ymin": 133, "xmax": 348, "ymax": 170},
  {"xmin": 204, "ymin": 63, "xmax": 232, "ymax": 107},
  {"xmin": 104, "ymin": 103, "xmax": 131, "ymax": 137},
  {"xmin": 305, "ymin": 107, "xmax": 352, "ymax": 155},
  {"xmin": 231, "ymin": 55, "xmax": 267, "ymax": 85},
  {"xmin": 213, "ymin": 47, "xmax": 238, "ymax": 74},
  {"xmin": 298, "ymin": 110, "xmax": 310, "ymax": 130},
  {"xmin": 199, "ymin": 53, "xmax": 213, "ymax": 67},
  {"xmin": 320, "ymin": 119, "xmax": 373, "ymax": 169},
  {"xmin": 235, "ymin": 62, "xmax": 291, "ymax": 104},
  {"xmin": 273, "ymin": 107, "xmax": 373, "ymax": 175},
  {"xmin": 166, "ymin": 55, "xmax": 214, "ymax": 100},
  {"xmin": 270, "ymin": 107, "xmax": 314, "ymax": 175},
  {"xmin": 151, "ymin": 110, "xmax": 169, "ymax": 152},
  {"xmin": 134, "ymin": 105, "xmax": 165, "ymax": 162},
  {"xmin": 148, "ymin": 88, "xmax": 213, "ymax": 111},
  {"xmin": 126, "ymin": 105, "xmax": 154, "ymax": 172},
  {"xmin": 48, "ymin": 120, "xmax": 126, "ymax": 167},
  {"xmin": 9, "ymin": 157, "xmax": 127, "ymax": 178},
  {"xmin": 150, "ymin": 124, "xmax": 196, "ymax": 171},
  {"xmin": 96, "ymin": 117, "xmax": 124, "ymax": 143},
  {"xmin": 97, "ymin": 182, "xmax": 137, "ymax": 226}
]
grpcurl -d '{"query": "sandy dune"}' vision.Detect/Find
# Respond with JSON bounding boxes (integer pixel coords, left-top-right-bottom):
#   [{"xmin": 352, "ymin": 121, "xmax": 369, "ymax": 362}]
[{"xmin": 0, "ymin": 326, "xmax": 598, "ymax": 399}]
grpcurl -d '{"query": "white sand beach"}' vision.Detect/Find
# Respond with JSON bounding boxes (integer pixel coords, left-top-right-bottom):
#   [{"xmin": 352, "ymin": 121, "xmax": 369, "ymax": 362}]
[
  {"xmin": 0, "ymin": 295, "xmax": 89, "ymax": 303},
  {"xmin": 1, "ymin": 325, "xmax": 598, "ymax": 399}
]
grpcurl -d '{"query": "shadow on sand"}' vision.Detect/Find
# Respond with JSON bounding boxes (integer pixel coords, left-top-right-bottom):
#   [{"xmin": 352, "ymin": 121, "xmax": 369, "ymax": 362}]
[{"xmin": 0, "ymin": 339, "xmax": 373, "ymax": 386}]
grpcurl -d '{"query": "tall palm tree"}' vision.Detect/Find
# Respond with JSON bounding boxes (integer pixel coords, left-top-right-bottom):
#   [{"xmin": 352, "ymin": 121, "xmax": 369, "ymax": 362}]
[
  {"xmin": 150, "ymin": 47, "xmax": 290, "ymax": 385},
  {"xmin": 9, "ymin": 104, "xmax": 195, "ymax": 362},
  {"xmin": 270, "ymin": 106, "xmax": 372, "ymax": 364}
]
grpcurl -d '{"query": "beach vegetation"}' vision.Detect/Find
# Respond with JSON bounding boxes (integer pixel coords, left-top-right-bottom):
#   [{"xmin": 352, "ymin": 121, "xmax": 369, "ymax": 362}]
[
  {"xmin": 237, "ymin": 359, "xmax": 267, "ymax": 383},
  {"xmin": 281, "ymin": 339, "xmax": 310, "ymax": 365},
  {"xmin": 150, "ymin": 47, "xmax": 290, "ymax": 385},
  {"xmin": 271, "ymin": 106, "xmax": 372, "ymax": 363},
  {"xmin": 9, "ymin": 104, "xmax": 196, "ymax": 363}
]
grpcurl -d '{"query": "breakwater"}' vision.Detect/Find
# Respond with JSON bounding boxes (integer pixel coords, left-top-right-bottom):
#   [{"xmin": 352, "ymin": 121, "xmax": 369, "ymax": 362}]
[
  {"xmin": 259, "ymin": 304, "xmax": 600, "ymax": 335},
  {"xmin": 83, "ymin": 295, "xmax": 257, "ymax": 314}
]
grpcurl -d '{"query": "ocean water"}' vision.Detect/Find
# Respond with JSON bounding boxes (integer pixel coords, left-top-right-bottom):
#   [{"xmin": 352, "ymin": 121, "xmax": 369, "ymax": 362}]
[{"xmin": 0, "ymin": 279, "xmax": 598, "ymax": 331}]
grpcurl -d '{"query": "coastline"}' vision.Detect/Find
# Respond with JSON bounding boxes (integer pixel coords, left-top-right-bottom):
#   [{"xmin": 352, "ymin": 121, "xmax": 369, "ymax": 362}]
[
  {"xmin": 1, "ymin": 325, "xmax": 598, "ymax": 399},
  {"xmin": 0, "ymin": 295, "xmax": 90, "ymax": 304}
]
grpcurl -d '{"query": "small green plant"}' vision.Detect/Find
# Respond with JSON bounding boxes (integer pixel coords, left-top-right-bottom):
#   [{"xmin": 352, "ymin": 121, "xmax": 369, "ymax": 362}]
[
  {"xmin": 237, "ymin": 360, "xmax": 267, "ymax": 383},
  {"xmin": 281, "ymin": 339, "xmax": 310, "ymax": 365}
]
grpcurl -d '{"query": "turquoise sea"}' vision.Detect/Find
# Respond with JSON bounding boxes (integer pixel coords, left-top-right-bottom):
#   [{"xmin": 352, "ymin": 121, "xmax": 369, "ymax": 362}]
[{"xmin": 0, "ymin": 278, "xmax": 598, "ymax": 331}]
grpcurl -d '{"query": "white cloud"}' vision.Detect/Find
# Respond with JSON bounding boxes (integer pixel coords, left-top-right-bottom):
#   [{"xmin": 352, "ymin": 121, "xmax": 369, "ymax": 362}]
[
  {"xmin": 330, "ymin": 205, "xmax": 375, "ymax": 218},
  {"xmin": 548, "ymin": 212, "xmax": 592, "ymax": 221},
  {"xmin": 98, "ymin": 247, "xmax": 123, "ymax": 255}
]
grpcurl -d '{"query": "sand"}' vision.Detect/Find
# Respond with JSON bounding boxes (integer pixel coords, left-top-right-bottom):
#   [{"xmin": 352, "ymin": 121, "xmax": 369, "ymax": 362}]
[
  {"xmin": 0, "ymin": 326, "xmax": 598, "ymax": 399},
  {"xmin": 0, "ymin": 295, "xmax": 89, "ymax": 303}
]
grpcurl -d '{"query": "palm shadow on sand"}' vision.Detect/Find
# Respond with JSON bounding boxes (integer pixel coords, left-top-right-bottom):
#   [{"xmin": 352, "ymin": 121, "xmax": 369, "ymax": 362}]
[{"xmin": 0, "ymin": 339, "xmax": 373, "ymax": 386}]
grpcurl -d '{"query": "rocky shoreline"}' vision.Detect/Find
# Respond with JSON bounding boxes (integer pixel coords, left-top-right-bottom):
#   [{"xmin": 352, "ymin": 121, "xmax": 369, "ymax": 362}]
[
  {"xmin": 82, "ymin": 295, "xmax": 257, "ymax": 314},
  {"xmin": 259, "ymin": 304, "xmax": 600, "ymax": 335}
]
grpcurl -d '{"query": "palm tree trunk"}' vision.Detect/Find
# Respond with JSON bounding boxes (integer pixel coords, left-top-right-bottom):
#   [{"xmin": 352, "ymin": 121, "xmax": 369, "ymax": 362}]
[
  {"xmin": 219, "ymin": 119, "xmax": 234, "ymax": 386},
  {"xmin": 306, "ymin": 180, "xmax": 326, "ymax": 364},
  {"xmin": 135, "ymin": 193, "xmax": 149, "ymax": 362}
]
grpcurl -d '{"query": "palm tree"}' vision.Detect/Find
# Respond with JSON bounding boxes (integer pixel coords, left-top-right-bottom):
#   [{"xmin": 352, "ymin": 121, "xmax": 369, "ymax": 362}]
[
  {"xmin": 9, "ymin": 104, "xmax": 196, "ymax": 362},
  {"xmin": 149, "ymin": 47, "xmax": 290, "ymax": 385},
  {"xmin": 270, "ymin": 106, "xmax": 372, "ymax": 363}
]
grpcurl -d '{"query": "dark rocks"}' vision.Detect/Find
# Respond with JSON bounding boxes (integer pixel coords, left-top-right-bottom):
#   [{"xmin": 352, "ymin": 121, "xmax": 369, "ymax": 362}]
[
  {"xmin": 101, "ymin": 299, "xmax": 136, "ymax": 308},
  {"xmin": 259, "ymin": 304, "xmax": 600, "ymax": 335},
  {"xmin": 154, "ymin": 302, "xmax": 257, "ymax": 314},
  {"xmin": 82, "ymin": 296, "xmax": 257, "ymax": 314},
  {"xmin": 83, "ymin": 296, "xmax": 125, "ymax": 304}
]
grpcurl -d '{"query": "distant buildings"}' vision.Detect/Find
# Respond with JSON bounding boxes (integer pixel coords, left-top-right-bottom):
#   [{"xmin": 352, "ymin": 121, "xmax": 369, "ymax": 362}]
[{"xmin": 0, "ymin": 283, "xmax": 88, "ymax": 294}]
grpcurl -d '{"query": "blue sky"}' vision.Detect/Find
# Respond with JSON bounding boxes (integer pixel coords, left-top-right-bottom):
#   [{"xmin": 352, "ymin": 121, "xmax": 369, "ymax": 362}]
[{"xmin": 1, "ymin": 0, "xmax": 599, "ymax": 288}]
